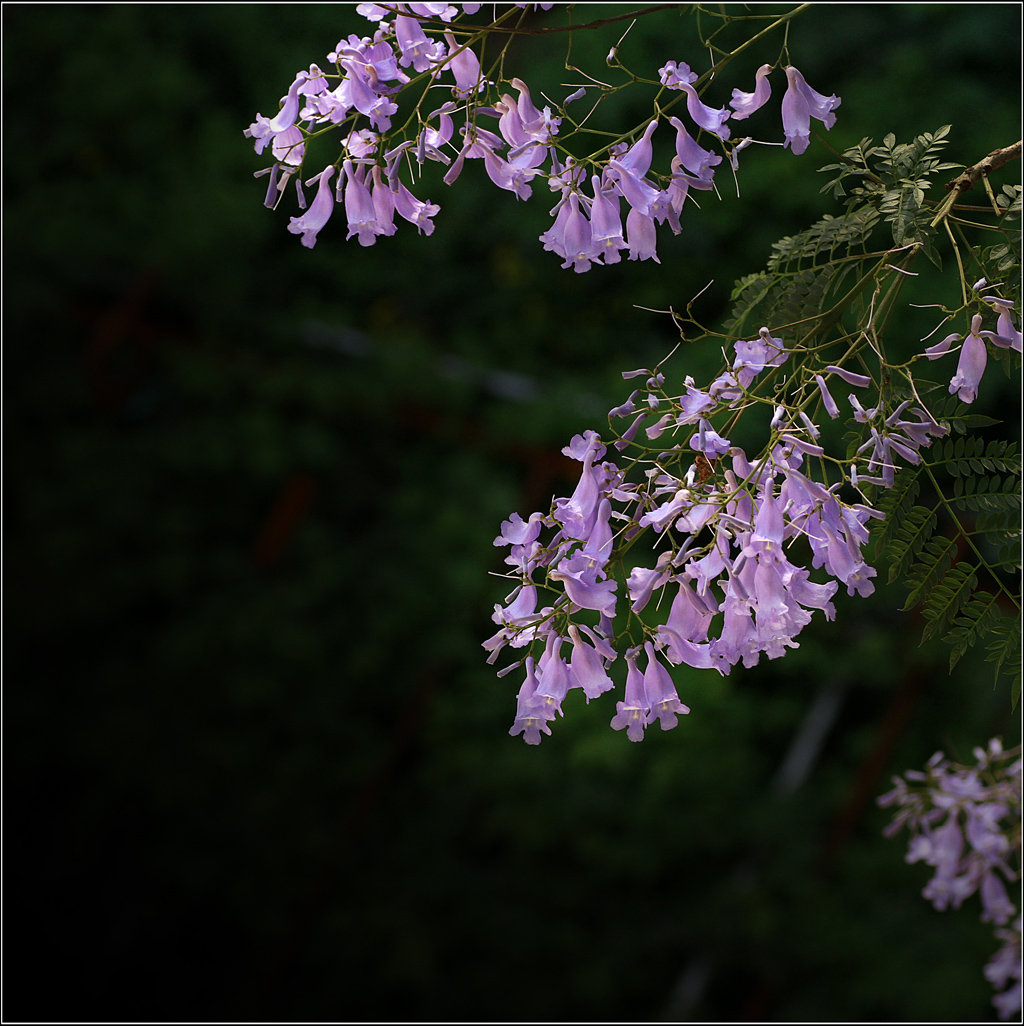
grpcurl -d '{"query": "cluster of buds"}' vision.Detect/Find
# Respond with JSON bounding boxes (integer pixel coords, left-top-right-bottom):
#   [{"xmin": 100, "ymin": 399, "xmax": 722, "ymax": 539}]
[
  {"xmin": 245, "ymin": 4, "xmax": 841, "ymax": 268},
  {"xmin": 878, "ymin": 739, "xmax": 1022, "ymax": 1019}
]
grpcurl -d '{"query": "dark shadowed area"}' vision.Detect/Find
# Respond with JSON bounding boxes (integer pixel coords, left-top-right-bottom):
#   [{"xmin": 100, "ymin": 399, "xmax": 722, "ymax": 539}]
[{"xmin": 4, "ymin": 4, "xmax": 1020, "ymax": 1021}]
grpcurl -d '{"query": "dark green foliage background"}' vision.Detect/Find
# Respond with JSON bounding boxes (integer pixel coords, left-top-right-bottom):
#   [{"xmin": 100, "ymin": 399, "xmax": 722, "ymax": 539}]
[{"xmin": 4, "ymin": 4, "xmax": 1020, "ymax": 1021}]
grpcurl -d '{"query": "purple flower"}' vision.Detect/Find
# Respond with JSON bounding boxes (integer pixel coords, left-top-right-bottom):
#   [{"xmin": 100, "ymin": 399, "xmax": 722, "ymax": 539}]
[
  {"xmin": 407, "ymin": 3, "xmax": 459, "ymax": 20},
  {"xmin": 442, "ymin": 30, "xmax": 486, "ymax": 97},
  {"xmin": 949, "ymin": 314, "xmax": 988, "ymax": 404},
  {"xmin": 589, "ymin": 176, "xmax": 627, "ymax": 264},
  {"xmin": 642, "ymin": 642, "xmax": 690, "ymax": 730},
  {"xmin": 710, "ymin": 583, "xmax": 759, "ymax": 671},
  {"xmin": 533, "ymin": 633, "xmax": 572, "ymax": 718},
  {"xmin": 658, "ymin": 61, "xmax": 697, "ymax": 89},
  {"xmin": 987, "ymin": 919, "xmax": 1023, "ymax": 1020},
  {"xmin": 550, "ymin": 551, "xmax": 618, "ymax": 617},
  {"xmin": 246, "ymin": 71, "xmax": 309, "ymax": 154},
  {"xmin": 563, "ymin": 429, "xmax": 606, "ymax": 462},
  {"xmin": 980, "ymin": 870, "xmax": 1016, "ymax": 926},
  {"xmin": 923, "ymin": 331, "xmax": 961, "ymax": 359},
  {"xmin": 418, "ymin": 102, "xmax": 457, "ymax": 164},
  {"xmin": 554, "ymin": 447, "xmax": 602, "ymax": 538},
  {"xmin": 287, "ymin": 165, "xmax": 336, "ymax": 248},
  {"xmin": 607, "ymin": 161, "xmax": 662, "ymax": 219},
  {"xmin": 659, "ymin": 577, "xmax": 716, "ymax": 642},
  {"xmin": 337, "ymin": 53, "xmax": 400, "ymax": 132},
  {"xmin": 689, "ymin": 418, "xmax": 731, "ymax": 458},
  {"xmin": 369, "ymin": 166, "xmax": 398, "ymax": 237},
  {"xmin": 825, "ymin": 364, "xmax": 870, "ymax": 387},
  {"xmin": 627, "ymin": 555, "xmax": 674, "ymax": 613},
  {"xmin": 983, "ymin": 296, "xmax": 1023, "ymax": 352},
  {"xmin": 730, "ymin": 64, "xmax": 773, "ymax": 120},
  {"xmin": 508, "ymin": 657, "xmax": 553, "ymax": 745},
  {"xmin": 625, "ymin": 207, "xmax": 660, "ymax": 263},
  {"xmin": 560, "ymin": 193, "xmax": 598, "ymax": 272},
  {"xmin": 341, "ymin": 161, "xmax": 386, "ymax": 247},
  {"xmin": 638, "ymin": 486, "xmax": 694, "ymax": 533},
  {"xmin": 669, "ymin": 116, "xmax": 721, "ymax": 180},
  {"xmin": 815, "ymin": 375, "xmax": 840, "ymax": 418},
  {"xmin": 567, "ymin": 624, "xmax": 615, "ymax": 700},
  {"xmin": 732, "ymin": 328, "xmax": 786, "ymax": 388},
  {"xmin": 678, "ymin": 83, "xmax": 731, "ymax": 140},
  {"xmin": 677, "ymin": 377, "xmax": 717, "ymax": 423},
  {"xmin": 271, "ymin": 124, "xmax": 305, "ymax": 166},
  {"xmin": 879, "ymin": 741, "xmax": 1022, "ymax": 1017},
  {"xmin": 658, "ymin": 66, "xmax": 730, "ymax": 138},
  {"xmin": 491, "ymin": 582, "xmax": 538, "ymax": 628},
  {"xmin": 392, "ymin": 178, "xmax": 440, "ymax": 234},
  {"xmin": 538, "ymin": 196, "xmax": 574, "ymax": 261},
  {"xmin": 501, "ymin": 77, "xmax": 560, "ymax": 157},
  {"xmin": 395, "ymin": 14, "xmax": 446, "ymax": 72},
  {"xmin": 781, "ymin": 67, "xmax": 840, "ymax": 155},
  {"xmin": 610, "ymin": 649, "xmax": 649, "ymax": 742},
  {"xmin": 494, "ymin": 511, "xmax": 545, "ymax": 548}
]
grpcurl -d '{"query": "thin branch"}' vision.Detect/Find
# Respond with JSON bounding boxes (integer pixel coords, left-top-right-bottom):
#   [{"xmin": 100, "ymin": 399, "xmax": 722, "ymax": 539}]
[
  {"xmin": 396, "ymin": 4, "xmax": 684, "ymax": 35},
  {"xmin": 945, "ymin": 140, "xmax": 1022, "ymax": 193}
]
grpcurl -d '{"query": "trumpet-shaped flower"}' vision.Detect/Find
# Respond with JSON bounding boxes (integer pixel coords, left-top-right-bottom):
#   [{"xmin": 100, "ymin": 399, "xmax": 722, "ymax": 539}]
[
  {"xmin": 983, "ymin": 296, "xmax": 1023, "ymax": 352},
  {"xmin": 508, "ymin": 657, "xmax": 553, "ymax": 745},
  {"xmin": 730, "ymin": 64, "xmax": 773, "ymax": 120},
  {"xmin": 610, "ymin": 649, "xmax": 649, "ymax": 742},
  {"xmin": 287, "ymin": 165, "xmax": 336, "ymax": 248},
  {"xmin": 781, "ymin": 66, "xmax": 840, "ymax": 155},
  {"xmin": 949, "ymin": 314, "xmax": 988, "ymax": 404},
  {"xmin": 246, "ymin": 71, "xmax": 309, "ymax": 154},
  {"xmin": 443, "ymin": 30, "xmax": 486, "ymax": 97},
  {"xmin": 642, "ymin": 642, "xmax": 690, "ymax": 730}
]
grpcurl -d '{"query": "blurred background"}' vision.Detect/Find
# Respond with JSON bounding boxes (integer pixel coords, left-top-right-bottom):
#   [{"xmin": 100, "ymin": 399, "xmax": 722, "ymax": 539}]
[{"xmin": 4, "ymin": 3, "xmax": 1020, "ymax": 1021}]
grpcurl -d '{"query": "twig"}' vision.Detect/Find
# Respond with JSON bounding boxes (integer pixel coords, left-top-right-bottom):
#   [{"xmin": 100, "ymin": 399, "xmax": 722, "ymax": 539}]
[{"xmin": 945, "ymin": 140, "xmax": 1022, "ymax": 193}]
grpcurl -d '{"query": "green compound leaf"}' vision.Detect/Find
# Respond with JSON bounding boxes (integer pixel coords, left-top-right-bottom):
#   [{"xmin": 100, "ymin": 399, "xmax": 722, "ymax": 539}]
[
  {"xmin": 921, "ymin": 561, "xmax": 978, "ymax": 642},
  {"xmin": 885, "ymin": 505, "xmax": 937, "ymax": 584},
  {"xmin": 901, "ymin": 535, "xmax": 958, "ymax": 611}
]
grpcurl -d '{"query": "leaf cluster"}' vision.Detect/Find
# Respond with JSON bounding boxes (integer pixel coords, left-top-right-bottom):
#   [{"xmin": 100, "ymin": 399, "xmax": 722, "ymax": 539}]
[
  {"xmin": 725, "ymin": 128, "xmax": 965, "ymax": 335},
  {"xmin": 724, "ymin": 209, "xmax": 883, "ymax": 339},
  {"xmin": 874, "ymin": 396, "xmax": 1022, "ymax": 706},
  {"xmin": 819, "ymin": 126, "xmax": 961, "ymax": 263}
]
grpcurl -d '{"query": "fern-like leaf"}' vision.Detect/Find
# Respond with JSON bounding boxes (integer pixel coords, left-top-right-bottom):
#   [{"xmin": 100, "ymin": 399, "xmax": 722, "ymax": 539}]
[
  {"xmin": 986, "ymin": 615, "xmax": 1022, "ymax": 710},
  {"xmin": 767, "ymin": 208, "xmax": 880, "ymax": 273},
  {"xmin": 944, "ymin": 591, "xmax": 1001, "ymax": 671},
  {"xmin": 874, "ymin": 467, "xmax": 921, "ymax": 551},
  {"xmin": 901, "ymin": 535, "xmax": 958, "ymax": 610},
  {"xmin": 885, "ymin": 505, "xmax": 937, "ymax": 583},
  {"xmin": 921, "ymin": 561, "xmax": 978, "ymax": 642}
]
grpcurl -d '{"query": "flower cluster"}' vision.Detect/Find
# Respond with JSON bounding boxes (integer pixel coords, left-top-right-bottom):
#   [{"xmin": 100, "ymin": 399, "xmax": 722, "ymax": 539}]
[
  {"xmin": 539, "ymin": 62, "xmax": 838, "ymax": 271},
  {"xmin": 245, "ymin": 4, "xmax": 840, "ymax": 268},
  {"xmin": 923, "ymin": 285, "xmax": 1023, "ymax": 404},
  {"xmin": 878, "ymin": 739, "xmax": 1023, "ymax": 1019},
  {"xmin": 487, "ymin": 327, "xmax": 948, "ymax": 744}
]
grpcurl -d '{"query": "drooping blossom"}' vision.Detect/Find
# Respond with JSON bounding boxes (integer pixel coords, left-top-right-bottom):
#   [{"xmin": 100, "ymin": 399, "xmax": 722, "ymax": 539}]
[
  {"xmin": 610, "ymin": 648, "xmax": 649, "ymax": 741},
  {"xmin": 983, "ymin": 296, "xmax": 1023, "ymax": 352},
  {"xmin": 949, "ymin": 314, "xmax": 989, "ymax": 404},
  {"xmin": 729, "ymin": 64, "xmax": 773, "ymax": 119},
  {"xmin": 246, "ymin": 71, "xmax": 309, "ymax": 154},
  {"xmin": 781, "ymin": 66, "xmax": 840, "ymax": 155},
  {"xmin": 395, "ymin": 13, "xmax": 446, "ymax": 72},
  {"xmin": 287, "ymin": 165, "xmax": 336, "ymax": 247},
  {"xmin": 442, "ymin": 29, "xmax": 486, "ymax": 97},
  {"xmin": 879, "ymin": 741, "xmax": 1022, "ymax": 1019}
]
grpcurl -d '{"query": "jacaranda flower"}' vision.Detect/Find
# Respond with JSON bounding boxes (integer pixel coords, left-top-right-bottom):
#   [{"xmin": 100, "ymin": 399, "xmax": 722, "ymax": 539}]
[
  {"xmin": 781, "ymin": 66, "xmax": 840, "ymax": 155},
  {"xmin": 287, "ymin": 165, "xmax": 336, "ymax": 248},
  {"xmin": 949, "ymin": 314, "xmax": 988, "ymax": 404}
]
